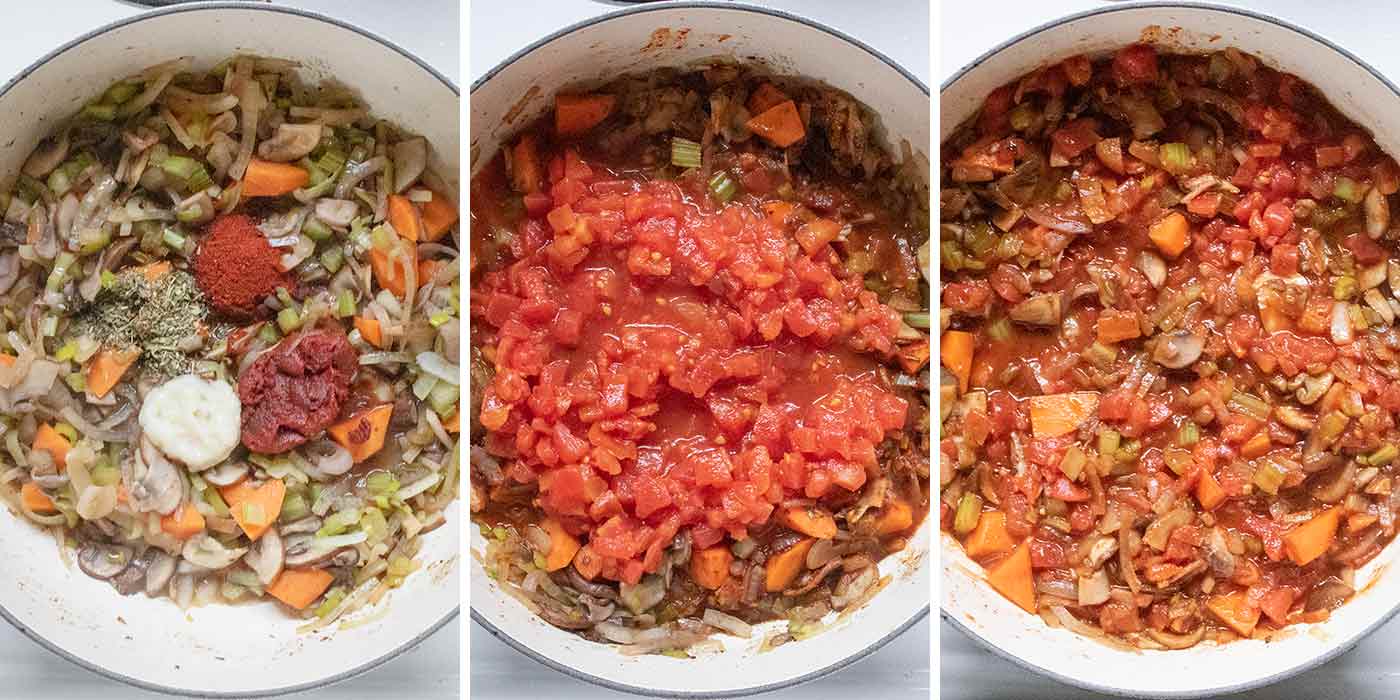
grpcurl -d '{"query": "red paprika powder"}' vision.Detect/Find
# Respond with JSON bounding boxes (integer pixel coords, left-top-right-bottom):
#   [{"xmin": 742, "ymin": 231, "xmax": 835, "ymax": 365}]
[{"xmin": 194, "ymin": 214, "xmax": 290, "ymax": 318}]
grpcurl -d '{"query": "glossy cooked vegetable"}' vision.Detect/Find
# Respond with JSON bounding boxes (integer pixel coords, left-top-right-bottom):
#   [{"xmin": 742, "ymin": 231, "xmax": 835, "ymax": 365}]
[
  {"xmin": 472, "ymin": 63, "xmax": 931, "ymax": 656},
  {"xmin": 942, "ymin": 44, "xmax": 1400, "ymax": 648}
]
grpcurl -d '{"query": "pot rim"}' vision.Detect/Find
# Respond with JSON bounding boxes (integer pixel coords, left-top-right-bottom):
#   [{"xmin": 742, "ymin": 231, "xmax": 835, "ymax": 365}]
[
  {"xmin": 0, "ymin": 3, "xmax": 459, "ymax": 698},
  {"xmin": 468, "ymin": 2, "xmax": 929, "ymax": 697},
  {"xmin": 939, "ymin": 2, "xmax": 1400, "ymax": 698}
]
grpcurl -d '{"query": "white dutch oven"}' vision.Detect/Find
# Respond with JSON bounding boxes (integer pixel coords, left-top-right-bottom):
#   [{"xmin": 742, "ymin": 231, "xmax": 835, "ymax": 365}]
[
  {"xmin": 942, "ymin": 3, "xmax": 1400, "ymax": 697},
  {"xmin": 0, "ymin": 4, "xmax": 459, "ymax": 696},
  {"xmin": 470, "ymin": 3, "xmax": 929, "ymax": 696}
]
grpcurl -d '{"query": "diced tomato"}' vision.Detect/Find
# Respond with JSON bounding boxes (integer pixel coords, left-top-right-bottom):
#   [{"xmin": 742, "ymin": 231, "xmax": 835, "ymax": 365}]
[{"xmin": 1111, "ymin": 44, "xmax": 1158, "ymax": 85}]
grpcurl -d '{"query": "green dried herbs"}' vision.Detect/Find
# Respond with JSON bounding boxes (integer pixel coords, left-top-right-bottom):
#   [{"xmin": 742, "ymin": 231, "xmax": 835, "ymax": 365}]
[{"xmin": 76, "ymin": 268, "xmax": 208, "ymax": 378}]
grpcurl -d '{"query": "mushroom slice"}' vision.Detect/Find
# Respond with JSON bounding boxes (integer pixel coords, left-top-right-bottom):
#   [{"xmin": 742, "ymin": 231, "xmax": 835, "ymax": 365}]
[
  {"xmin": 1147, "ymin": 625, "xmax": 1205, "ymax": 650},
  {"xmin": 314, "ymin": 198, "xmax": 358, "ymax": 228},
  {"xmin": 390, "ymin": 137, "xmax": 427, "ymax": 193},
  {"xmin": 1152, "ymin": 330, "xmax": 1205, "ymax": 369},
  {"xmin": 280, "ymin": 515, "xmax": 324, "ymax": 536},
  {"xmin": 255, "ymin": 123, "xmax": 322, "ymax": 162},
  {"xmin": 22, "ymin": 131, "xmax": 69, "ymax": 178},
  {"xmin": 202, "ymin": 461, "xmax": 249, "ymax": 488},
  {"xmin": 305, "ymin": 438, "xmax": 353, "ymax": 479},
  {"xmin": 244, "ymin": 527, "xmax": 284, "ymax": 585},
  {"xmin": 1008, "ymin": 293, "xmax": 1062, "ymax": 326},
  {"xmin": 77, "ymin": 542, "xmax": 134, "ymax": 580},
  {"xmin": 111, "ymin": 551, "xmax": 152, "ymax": 596},
  {"xmin": 182, "ymin": 533, "xmax": 248, "ymax": 571},
  {"xmin": 130, "ymin": 437, "xmax": 186, "ymax": 515},
  {"xmin": 144, "ymin": 549, "xmax": 177, "ymax": 597}
]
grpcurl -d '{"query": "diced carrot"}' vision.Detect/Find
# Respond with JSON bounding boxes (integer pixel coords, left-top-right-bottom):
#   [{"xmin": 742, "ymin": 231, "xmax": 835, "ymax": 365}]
[
  {"xmin": 220, "ymin": 479, "xmax": 286, "ymax": 542},
  {"xmin": 241, "ymin": 159, "xmax": 309, "ymax": 198},
  {"xmin": 780, "ymin": 505, "xmax": 838, "ymax": 539},
  {"xmin": 1347, "ymin": 512, "xmax": 1379, "ymax": 534},
  {"xmin": 1196, "ymin": 470, "xmax": 1227, "ymax": 511},
  {"xmin": 20, "ymin": 482, "xmax": 56, "ymax": 514},
  {"xmin": 897, "ymin": 337, "xmax": 931, "ymax": 374},
  {"xmin": 354, "ymin": 316, "xmax": 385, "ymax": 349},
  {"xmin": 1028, "ymin": 392, "xmax": 1100, "ymax": 438},
  {"xmin": 764, "ymin": 538, "xmax": 814, "ymax": 591},
  {"xmin": 573, "ymin": 543, "xmax": 603, "ymax": 580},
  {"xmin": 1148, "ymin": 211, "xmax": 1190, "ymax": 257},
  {"xmin": 32, "ymin": 423, "xmax": 72, "ymax": 471},
  {"xmin": 421, "ymin": 190, "xmax": 459, "ymax": 242},
  {"xmin": 266, "ymin": 568, "xmax": 335, "ymax": 610},
  {"xmin": 387, "ymin": 194, "xmax": 423, "ymax": 242},
  {"xmin": 160, "ymin": 503, "xmax": 206, "ymax": 540},
  {"xmin": 539, "ymin": 518, "xmax": 580, "ymax": 572},
  {"xmin": 747, "ymin": 82, "xmax": 790, "ymax": 115},
  {"xmin": 511, "ymin": 134, "xmax": 543, "ymax": 194},
  {"xmin": 690, "ymin": 545, "xmax": 734, "ymax": 590},
  {"xmin": 1259, "ymin": 305, "xmax": 1293, "ymax": 334},
  {"xmin": 441, "ymin": 403, "xmax": 460, "ymax": 433},
  {"xmin": 85, "ymin": 347, "xmax": 139, "ymax": 399},
  {"xmin": 417, "ymin": 259, "xmax": 441, "ymax": 286},
  {"xmin": 873, "ymin": 499, "xmax": 914, "ymax": 536},
  {"xmin": 555, "ymin": 94, "xmax": 616, "ymax": 136},
  {"xmin": 1240, "ymin": 432, "xmax": 1272, "ymax": 459},
  {"xmin": 0, "ymin": 353, "xmax": 14, "ymax": 367},
  {"xmin": 370, "ymin": 237, "xmax": 419, "ymax": 298},
  {"xmin": 941, "ymin": 330, "xmax": 975, "ymax": 393},
  {"xmin": 964, "ymin": 511, "xmax": 1015, "ymax": 559},
  {"xmin": 1207, "ymin": 590, "xmax": 1261, "ymax": 637},
  {"xmin": 986, "ymin": 541, "xmax": 1036, "ymax": 613},
  {"xmin": 137, "ymin": 261, "xmax": 172, "ymax": 282},
  {"xmin": 1095, "ymin": 310, "xmax": 1141, "ymax": 344},
  {"xmin": 745, "ymin": 99, "xmax": 805, "ymax": 148},
  {"xmin": 1283, "ymin": 506, "xmax": 1342, "ymax": 566},
  {"xmin": 761, "ymin": 201, "xmax": 795, "ymax": 227},
  {"xmin": 328, "ymin": 404, "xmax": 393, "ymax": 462}
]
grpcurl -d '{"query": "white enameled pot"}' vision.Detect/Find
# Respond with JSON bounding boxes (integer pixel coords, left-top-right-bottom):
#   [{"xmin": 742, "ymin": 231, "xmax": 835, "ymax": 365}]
[
  {"xmin": 942, "ymin": 3, "xmax": 1400, "ymax": 697},
  {"xmin": 470, "ymin": 3, "xmax": 929, "ymax": 696},
  {"xmin": 0, "ymin": 4, "xmax": 459, "ymax": 697}
]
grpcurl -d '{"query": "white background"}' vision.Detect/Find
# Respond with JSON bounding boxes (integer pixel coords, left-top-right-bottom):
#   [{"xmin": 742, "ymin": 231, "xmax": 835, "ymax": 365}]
[
  {"xmin": 0, "ymin": 1, "xmax": 460, "ymax": 699},
  {"xmin": 469, "ymin": 1, "xmax": 931, "ymax": 699},
  {"xmin": 942, "ymin": 1, "xmax": 1400, "ymax": 698}
]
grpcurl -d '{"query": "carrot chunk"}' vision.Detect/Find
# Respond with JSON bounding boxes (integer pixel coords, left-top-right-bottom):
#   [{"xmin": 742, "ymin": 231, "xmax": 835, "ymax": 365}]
[
  {"xmin": 941, "ymin": 330, "xmax": 975, "ymax": 393},
  {"xmin": 20, "ymin": 482, "xmax": 56, "ymax": 514},
  {"xmin": 328, "ymin": 404, "xmax": 393, "ymax": 462},
  {"xmin": 241, "ymin": 159, "xmax": 309, "ymax": 198},
  {"xmin": 1207, "ymin": 590, "xmax": 1261, "ymax": 637},
  {"xmin": 764, "ymin": 538, "xmax": 814, "ymax": 591},
  {"xmin": 747, "ymin": 82, "xmax": 790, "ymax": 115},
  {"xmin": 160, "ymin": 503, "xmax": 207, "ymax": 540},
  {"xmin": 1095, "ymin": 310, "xmax": 1142, "ymax": 344},
  {"xmin": 873, "ymin": 499, "xmax": 915, "ymax": 536},
  {"xmin": 690, "ymin": 545, "xmax": 734, "ymax": 590},
  {"xmin": 540, "ymin": 518, "xmax": 581, "ymax": 572},
  {"xmin": 354, "ymin": 316, "xmax": 385, "ymax": 349},
  {"xmin": 780, "ymin": 505, "xmax": 838, "ymax": 539},
  {"xmin": 370, "ymin": 237, "xmax": 419, "ymax": 298},
  {"xmin": 986, "ymin": 541, "xmax": 1036, "ymax": 612},
  {"xmin": 1028, "ymin": 392, "xmax": 1100, "ymax": 438},
  {"xmin": 511, "ymin": 134, "xmax": 544, "ymax": 194},
  {"xmin": 421, "ymin": 190, "xmax": 459, "ymax": 241},
  {"xmin": 266, "ymin": 568, "xmax": 335, "ymax": 610},
  {"xmin": 86, "ymin": 347, "xmax": 139, "ymax": 399},
  {"xmin": 555, "ymin": 94, "xmax": 616, "ymax": 136},
  {"xmin": 745, "ymin": 100, "xmax": 805, "ymax": 148},
  {"xmin": 1283, "ymin": 506, "xmax": 1342, "ymax": 566},
  {"xmin": 1148, "ymin": 211, "xmax": 1191, "ymax": 257},
  {"xmin": 1196, "ymin": 470, "xmax": 1227, "ymax": 511},
  {"xmin": 220, "ymin": 479, "xmax": 286, "ymax": 542},
  {"xmin": 32, "ymin": 423, "xmax": 72, "ymax": 471},
  {"xmin": 387, "ymin": 194, "xmax": 423, "ymax": 242}
]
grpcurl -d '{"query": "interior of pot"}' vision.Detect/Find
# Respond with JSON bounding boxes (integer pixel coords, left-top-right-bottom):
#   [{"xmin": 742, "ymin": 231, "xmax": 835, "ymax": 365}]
[
  {"xmin": 0, "ymin": 6, "xmax": 460, "ymax": 696},
  {"xmin": 469, "ymin": 4, "xmax": 929, "ymax": 695},
  {"xmin": 941, "ymin": 5, "xmax": 1400, "ymax": 697}
]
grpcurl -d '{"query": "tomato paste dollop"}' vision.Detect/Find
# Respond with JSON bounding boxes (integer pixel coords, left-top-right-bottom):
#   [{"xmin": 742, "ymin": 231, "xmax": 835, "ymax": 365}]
[
  {"xmin": 238, "ymin": 329, "xmax": 358, "ymax": 453},
  {"xmin": 473, "ymin": 154, "xmax": 910, "ymax": 585}
]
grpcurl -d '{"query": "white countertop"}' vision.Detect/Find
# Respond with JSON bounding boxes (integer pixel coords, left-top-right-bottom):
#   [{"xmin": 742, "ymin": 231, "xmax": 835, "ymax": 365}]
[
  {"xmin": 941, "ymin": 1, "xmax": 1400, "ymax": 698},
  {"xmin": 0, "ymin": 2, "xmax": 460, "ymax": 698},
  {"xmin": 468, "ymin": 1, "xmax": 930, "ymax": 699}
]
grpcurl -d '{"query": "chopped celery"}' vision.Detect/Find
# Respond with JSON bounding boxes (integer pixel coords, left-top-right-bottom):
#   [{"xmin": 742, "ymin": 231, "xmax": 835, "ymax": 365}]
[
  {"xmin": 100, "ymin": 270, "xmax": 117, "ymax": 289},
  {"xmin": 91, "ymin": 461, "xmax": 120, "ymax": 487},
  {"xmin": 1162, "ymin": 447, "xmax": 1194, "ymax": 475},
  {"xmin": 366, "ymin": 471, "xmax": 400, "ymax": 499},
  {"xmin": 257, "ymin": 322, "xmax": 280, "ymax": 345},
  {"xmin": 53, "ymin": 422, "xmax": 78, "ymax": 444},
  {"xmin": 335, "ymin": 288, "xmax": 356, "ymax": 318},
  {"xmin": 1370, "ymin": 443, "xmax": 1398, "ymax": 466},
  {"xmin": 303, "ymin": 217, "xmax": 333, "ymax": 241},
  {"xmin": 187, "ymin": 164, "xmax": 213, "ymax": 192},
  {"xmin": 242, "ymin": 503, "xmax": 266, "ymax": 527},
  {"xmin": 986, "ymin": 317, "xmax": 1012, "ymax": 342},
  {"xmin": 1098, "ymin": 429, "xmax": 1121, "ymax": 457},
  {"xmin": 103, "ymin": 80, "xmax": 140, "ymax": 104},
  {"xmin": 161, "ymin": 155, "xmax": 200, "ymax": 180},
  {"xmin": 412, "ymin": 373, "xmax": 437, "ymax": 400},
  {"xmin": 1252, "ymin": 459, "xmax": 1287, "ymax": 495},
  {"xmin": 177, "ymin": 202, "xmax": 204, "ymax": 223},
  {"xmin": 903, "ymin": 312, "xmax": 930, "ymax": 329},
  {"xmin": 1159, "ymin": 142, "xmax": 1192, "ymax": 174},
  {"xmin": 953, "ymin": 492, "xmax": 983, "ymax": 534},
  {"xmin": 1059, "ymin": 445, "xmax": 1087, "ymax": 481},
  {"xmin": 63, "ymin": 372, "xmax": 86, "ymax": 393},
  {"xmin": 279, "ymin": 492, "xmax": 309, "ymax": 522},
  {"xmin": 320, "ymin": 245, "xmax": 345, "ymax": 274},
  {"xmin": 671, "ymin": 137, "xmax": 701, "ymax": 169},
  {"xmin": 82, "ymin": 103, "xmax": 116, "ymax": 121},
  {"xmin": 54, "ymin": 340, "xmax": 77, "ymax": 362},
  {"xmin": 708, "ymin": 170, "xmax": 737, "ymax": 204},
  {"xmin": 428, "ymin": 381, "xmax": 459, "ymax": 417},
  {"xmin": 1334, "ymin": 176, "xmax": 1364, "ymax": 203},
  {"xmin": 317, "ymin": 507, "xmax": 362, "ymax": 537},
  {"xmin": 1179, "ymin": 421, "xmax": 1200, "ymax": 446},
  {"xmin": 47, "ymin": 169, "xmax": 71, "ymax": 197},
  {"xmin": 314, "ymin": 588, "xmax": 346, "ymax": 619},
  {"xmin": 276, "ymin": 306, "xmax": 302, "ymax": 333}
]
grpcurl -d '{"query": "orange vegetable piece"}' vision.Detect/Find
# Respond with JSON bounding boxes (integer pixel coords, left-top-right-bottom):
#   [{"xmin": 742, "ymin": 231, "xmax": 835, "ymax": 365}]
[
  {"xmin": 873, "ymin": 499, "xmax": 914, "ymax": 536},
  {"xmin": 1095, "ymin": 310, "xmax": 1142, "ymax": 344},
  {"xmin": 328, "ymin": 404, "xmax": 393, "ymax": 462},
  {"xmin": 764, "ymin": 538, "xmax": 814, "ymax": 592},
  {"xmin": 986, "ymin": 541, "xmax": 1036, "ymax": 613},
  {"xmin": 941, "ymin": 330, "xmax": 975, "ymax": 393},
  {"xmin": 266, "ymin": 568, "xmax": 335, "ymax": 610},
  {"xmin": 440, "ymin": 404, "xmax": 460, "ymax": 433},
  {"xmin": 421, "ymin": 190, "xmax": 459, "ymax": 242},
  {"xmin": 354, "ymin": 316, "xmax": 385, "ymax": 349},
  {"xmin": 0, "ymin": 353, "xmax": 14, "ymax": 367},
  {"xmin": 241, "ymin": 159, "xmax": 310, "ymax": 198},
  {"xmin": 573, "ymin": 543, "xmax": 603, "ymax": 581},
  {"xmin": 1207, "ymin": 590, "xmax": 1261, "ymax": 637},
  {"xmin": 761, "ymin": 201, "xmax": 795, "ymax": 227},
  {"xmin": 540, "ymin": 518, "xmax": 581, "ymax": 572},
  {"xmin": 780, "ymin": 505, "xmax": 838, "ymax": 539},
  {"xmin": 898, "ymin": 337, "xmax": 931, "ymax": 374},
  {"xmin": 511, "ymin": 134, "xmax": 543, "ymax": 194},
  {"xmin": 137, "ymin": 261, "xmax": 172, "ymax": 282},
  {"xmin": 1240, "ymin": 432, "xmax": 1272, "ymax": 459},
  {"xmin": 20, "ymin": 482, "xmax": 56, "ymax": 514},
  {"xmin": 964, "ymin": 511, "xmax": 1015, "ymax": 559},
  {"xmin": 690, "ymin": 545, "xmax": 734, "ymax": 590},
  {"xmin": 86, "ymin": 347, "xmax": 139, "ymax": 399},
  {"xmin": 160, "ymin": 503, "xmax": 206, "ymax": 540},
  {"xmin": 1027, "ymin": 392, "xmax": 1100, "ymax": 438},
  {"xmin": 220, "ymin": 479, "xmax": 286, "ymax": 542},
  {"xmin": 1283, "ymin": 506, "xmax": 1342, "ymax": 566},
  {"xmin": 747, "ymin": 82, "xmax": 790, "ymax": 115},
  {"xmin": 1196, "ymin": 470, "xmax": 1227, "ymax": 511},
  {"xmin": 1148, "ymin": 211, "xmax": 1190, "ymax": 258},
  {"xmin": 32, "ymin": 423, "xmax": 72, "ymax": 471},
  {"xmin": 370, "ymin": 237, "xmax": 419, "ymax": 298},
  {"xmin": 745, "ymin": 99, "xmax": 805, "ymax": 148},
  {"xmin": 387, "ymin": 194, "xmax": 423, "ymax": 242},
  {"xmin": 555, "ymin": 94, "xmax": 616, "ymax": 136},
  {"xmin": 1347, "ymin": 512, "xmax": 1379, "ymax": 534}
]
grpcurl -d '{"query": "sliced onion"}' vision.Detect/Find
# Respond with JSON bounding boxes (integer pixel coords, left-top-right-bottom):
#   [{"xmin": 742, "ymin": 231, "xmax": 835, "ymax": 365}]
[
  {"xmin": 416, "ymin": 351, "xmax": 459, "ymax": 385},
  {"xmin": 702, "ymin": 608, "xmax": 753, "ymax": 638}
]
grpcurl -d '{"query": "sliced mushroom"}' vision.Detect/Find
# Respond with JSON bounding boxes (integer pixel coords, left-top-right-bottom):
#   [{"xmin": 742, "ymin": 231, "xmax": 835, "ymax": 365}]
[
  {"xmin": 182, "ymin": 533, "xmax": 248, "ymax": 571},
  {"xmin": 1008, "ymin": 293, "xmax": 1062, "ymax": 326},
  {"xmin": 144, "ymin": 550, "xmax": 177, "ymax": 597},
  {"xmin": 280, "ymin": 515, "xmax": 324, "ymax": 536},
  {"xmin": 1204, "ymin": 528, "xmax": 1236, "ymax": 578},
  {"xmin": 1147, "ymin": 625, "xmax": 1205, "ymax": 649},
  {"xmin": 389, "ymin": 137, "xmax": 427, "ymax": 193},
  {"xmin": 1366, "ymin": 186, "xmax": 1390, "ymax": 239},
  {"xmin": 283, "ymin": 533, "xmax": 338, "ymax": 567},
  {"xmin": 1296, "ymin": 371, "xmax": 1334, "ymax": 406},
  {"xmin": 1077, "ymin": 568, "xmax": 1111, "ymax": 605},
  {"xmin": 305, "ymin": 438, "xmax": 353, "ymax": 479},
  {"xmin": 202, "ymin": 461, "xmax": 249, "ymax": 488},
  {"xmin": 130, "ymin": 437, "xmax": 185, "ymax": 515},
  {"xmin": 1152, "ymin": 330, "xmax": 1205, "ymax": 369},
  {"xmin": 314, "ymin": 198, "xmax": 358, "ymax": 228},
  {"xmin": 1083, "ymin": 536, "xmax": 1119, "ymax": 568},
  {"xmin": 111, "ymin": 551, "xmax": 152, "ymax": 596},
  {"xmin": 244, "ymin": 527, "xmax": 284, "ymax": 585},
  {"xmin": 329, "ymin": 548, "xmax": 360, "ymax": 568},
  {"xmin": 1311, "ymin": 460, "xmax": 1357, "ymax": 504},
  {"xmin": 22, "ymin": 131, "xmax": 69, "ymax": 178},
  {"xmin": 1136, "ymin": 251, "xmax": 1167, "ymax": 288},
  {"xmin": 255, "ymin": 123, "xmax": 322, "ymax": 162},
  {"xmin": 1275, "ymin": 405, "xmax": 1316, "ymax": 432},
  {"xmin": 77, "ymin": 542, "xmax": 133, "ymax": 580}
]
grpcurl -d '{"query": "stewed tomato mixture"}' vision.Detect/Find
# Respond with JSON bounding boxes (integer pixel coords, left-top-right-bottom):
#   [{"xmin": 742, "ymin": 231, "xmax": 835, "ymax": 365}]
[
  {"xmin": 472, "ymin": 65, "xmax": 929, "ymax": 652},
  {"xmin": 941, "ymin": 44, "xmax": 1400, "ymax": 648}
]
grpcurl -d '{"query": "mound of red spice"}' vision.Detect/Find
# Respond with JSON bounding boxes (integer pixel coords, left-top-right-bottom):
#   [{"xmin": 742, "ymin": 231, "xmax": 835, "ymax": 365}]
[{"xmin": 194, "ymin": 214, "xmax": 290, "ymax": 318}]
